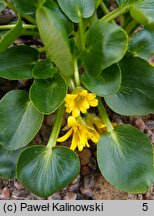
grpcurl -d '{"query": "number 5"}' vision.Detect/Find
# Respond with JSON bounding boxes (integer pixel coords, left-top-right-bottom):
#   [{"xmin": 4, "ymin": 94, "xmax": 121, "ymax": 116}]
[{"xmin": 142, "ymin": 203, "xmax": 148, "ymax": 211}]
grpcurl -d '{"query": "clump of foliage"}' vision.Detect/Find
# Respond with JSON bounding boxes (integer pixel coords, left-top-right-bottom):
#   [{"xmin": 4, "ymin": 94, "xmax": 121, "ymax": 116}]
[{"xmin": 0, "ymin": 0, "xmax": 154, "ymax": 198}]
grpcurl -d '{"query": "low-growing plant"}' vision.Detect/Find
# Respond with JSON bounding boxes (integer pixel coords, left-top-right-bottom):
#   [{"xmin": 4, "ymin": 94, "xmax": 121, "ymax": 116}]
[{"xmin": 0, "ymin": 0, "xmax": 154, "ymax": 198}]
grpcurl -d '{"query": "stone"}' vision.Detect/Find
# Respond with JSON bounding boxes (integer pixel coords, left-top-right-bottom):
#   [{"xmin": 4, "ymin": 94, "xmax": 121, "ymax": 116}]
[
  {"xmin": 48, "ymin": 192, "xmax": 61, "ymax": 200},
  {"xmin": 81, "ymin": 165, "xmax": 91, "ymax": 176},
  {"xmin": 88, "ymin": 157, "xmax": 97, "ymax": 170},
  {"xmin": 64, "ymin": 192, "xmax": 77, "ymax": 200},
  {"xmin": 1, "ymin": 187, "xmax": 11, "ymax": 200},
  {"xmin": 84, "ymin": 175, "xmax": 95, "ymax": 189},
  {"xmin": 14, "ymin": 181, "xmax": 24, "ymax": 190},
  {"xmin": 68, "ymin": 183, "xmax": 80, "ymax": 192},
  {"xmin": 79, "ymin": 148, "xmax": 92, "ymax": 165},
  {"xmin": 80, "ymin": 187, "xmax": 93, "ymax": 197},
  {"xmin": 134, "ymin": 118, "xmax": 146, "ymax": 132}
]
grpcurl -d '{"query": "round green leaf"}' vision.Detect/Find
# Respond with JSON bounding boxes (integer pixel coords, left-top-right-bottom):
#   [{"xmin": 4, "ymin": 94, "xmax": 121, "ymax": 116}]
[
  {"xmin": 36, "ymin": 5, "xmax": 74, "ymax": 76},
  {"xmin": 84, "ymin": 21, "xmax": 128, "ymax": 76},
  {"xmin": 57, "ymin": 0, "xmax": 95, "ymax": 23},
  {"xmin": 32, "ymin": 59, "xmax": 56, "ymax": 79},
  {"xmin": 105, "ymin": 56, "xmax": 154, "ymax": 115},
  {"xmin": 0, "ymin": 46, "xmax": 39, "ymax": 80},
  {"xmin": 116, "ymin": 0, "xmax": 136, "ymax": 5},
  {"xmin": 17, "ymin": 146, "xmax": 80, "ymax": 197},
  {"xmin": 0, "ymin": 90, "xmax": 43, "ymax": 150},
  {"xmin": 12, "ymin": 0, "xmax": 39, "ymax": 14},
  {"xmin": 0, "ymin": 17, "xmax": 22, "ymax": 53},
  {"xmin": 0, "ymin": 0, "xmax": 6, "ymax": 12},
  {"xmin": 44, "ymin": 0, "xmax": 73, "ymax": 35},
  {"xmin": 97, "ymin": 125, "xmax": 154, "ymax": 193},
  {"xmin": 0, "ymin": 145, "xmax": 24, "ymax": 179},
  {"xmin": 82, "ymin": 64, "xmax": 121, "ymax": 96},
  {"xmin": 30, "ymin": 73, "xmax": 67, "ymax": 114},
  {"xmin": 129, "ymin": 28, "xmax": 154, "ymax": 60},
  {"xmin": 130, "ymin": 0, "xmax": 154, "ymax": 28}
]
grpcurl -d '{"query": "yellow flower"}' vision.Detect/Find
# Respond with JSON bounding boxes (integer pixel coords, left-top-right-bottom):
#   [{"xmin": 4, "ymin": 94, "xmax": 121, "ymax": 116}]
[
  {"xmin": 65, "ymin": 88, "xmax": 98, "ymax": 117},
  {"xmin": 57, "ymin": 114, "xmax": 106, "ymax": 151}
]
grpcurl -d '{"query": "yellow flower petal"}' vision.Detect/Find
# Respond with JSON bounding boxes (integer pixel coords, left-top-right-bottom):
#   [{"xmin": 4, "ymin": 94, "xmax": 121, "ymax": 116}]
[
  {"xmin": 57, "ymin": 128, "xmax": 73, "ymax": 142},
  {"xmin": 79, "ymin": 90, "xmax": 88, "ymax": 97},
  {"xmin": 70, "ymin": 131, "xmax": 79, "ymax": 151},
  {"xmin": 89, "ymin": 98, "xmax": 98, "ymax": 107},
  {"xmin": 72, "ymin": 109, "xmax": 80, "ymax": 117},
  {"xmin": 64, "ymin": 88, "xmax": 98, "ymax": 117},
  {"xmin": 67, "ymin": 116, "xmax": 78, "ymax": 127},
  {"xmin": 87, "ymin": 93, "xmax": 96, "ymax": 100}
]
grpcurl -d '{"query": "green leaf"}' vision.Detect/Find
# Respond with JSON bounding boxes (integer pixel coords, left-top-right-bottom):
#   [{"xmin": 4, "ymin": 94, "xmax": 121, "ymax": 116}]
[
  {"xmin": 57, "ymin": 0, "xmax": 95, "ymax": 23},
  {"xmin": 84, "ymin": 21, "xmax": 128, "ymax": 76},
  {"xmin": 0, "ymin": 46, "xmax": 39, "ymax": 80},
  {"xmin": 130, "ymin": 0, "xmax": 154, "ymax": 28},
  {"xmin": 17, "ymin": 146, "xmax": 80, "ymax": 197},
  {"xmin": 116, "ymin": 0, "xmax": 136, "ymax": 5},
  {"xmin": 44, "ymin": 0, "xmax": 73, "ymax": 35},
  {"xmin": 0, "ymin": 0, "xmax": 6, "ymax": 12},
  {"xmin": 12, "ymin": 0, "xmax": 39, "ymax": 14},
  {"xmin": 36, "ymin": 5, "xmax": 74, "ymax": 76},
  {"xmin": 0, "ymin": 17, "xmax": 22, "ymax": 53},
  {"xmin": 32, "ymin": 59, "xmax": 56, "ymax": 79},
  {"xmin": 97, "ymin": 125, "xmax": 154, "ymax": 193},
  {"xmin": 82, "ymin": 64, "xmax": 121, "ymax": 96},
  {"xmin": 105, "ymin": 56, "xmax": 154, "ymax": 115},
  {"xmin": 0, "ymin": 145, "xmax": 24, "ymax": 179},
  {"xmin": 30, "ymin": 73, "xmax": 67, "ymax": 114},
  {"xmin": 129, "ymin": 28, "xmax": 154, "ymax": 61},
  {"xmin": 0, "ymin": 90, "xmax": 43, "ymax": 150}
]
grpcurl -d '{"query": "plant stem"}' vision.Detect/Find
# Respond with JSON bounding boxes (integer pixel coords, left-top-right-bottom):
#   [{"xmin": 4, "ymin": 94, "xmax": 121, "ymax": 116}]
[
  {"xmin": 66, "ymin": 78, "xmax": 75, "ymax": 92},
  {"xmin": 98, "ymin": 99, "xmax": 114, "ymax": 132},
  {"xmin": 78, "ymin": 16, "xmax": 85, "ymax": 52},
  {"xmin": 100, "ymin": 1, "xmax": 110, "ymax": 15},
  {"xmin": 125, "ymin": 19, "xmax": 138, "ymax": 35},
  {"xmin": 100, "ymin": 1, "xmax": 116, "ymax": 24},
  {"xmin": 21, "ymin": 30, "xmax": 39, "ymax": 37},
  {"xmin": 5, "ymin": 0, "xmax": 36, "ymax": 24},
  {"xmin": 74, "ymin": 58, "xmax": 81, "ymax": 87},
  {"xmin": 100, "ymin": 5, "xmax": 130, "ymax": 23},
  {"xmin": 47, "ymin": 104, "xmax": 65, "ymax": 148},
  {"xmin": 0, "ymin": 24, "xmax": 37, "ymax": 30}
]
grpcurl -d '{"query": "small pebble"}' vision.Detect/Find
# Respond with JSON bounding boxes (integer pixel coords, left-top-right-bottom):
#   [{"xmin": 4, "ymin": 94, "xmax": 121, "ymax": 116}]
[
  {"xmin": 145, "ymin": 129, "xmax": 154, "ymax": 143},
  {"xmin": 79, "ymin": 148, "xmax": 92, "ymax": 165},
  {"xmin": 14, "ymin": 181, "xmax": 24, "ymax": 190},
  {"xmin": 146, "ymin": 120, "xmax": 154, "ymax": 127},
  {"xmin": 80, "ymin": 187, "xmax": 93, "ymax": 197},
  {"xmin": 81, "ymin": 165, "xmax": 91, "ymax": 176},
  {"xmin": 68, "ymin": 182, "xmax": 80, "ymax": 192},
  {"xmin": 88, "ymin": 157, "xmax": 97, "ymax": 170},
  {"xmin": 48, "ymin": 192, "xmax": 61, "ymax": 200},
  {"xmin": 134, "ymin": 118, "xmax": 146, "ymax": 132},
  {"xmin": 146, "ymin": 129, "xmax": 153, "ymax": 137},
  {"xmin": 64, "ymin": 192, "xmax": 77, "ymax": 200},
  {"xmin": 150, "ymin": 134, "xmax": 154, "ymax": 143},
  {"xmin": 30, "ymin": 193, "xmax": 46, "ymax": 200},
  {"xmin": 71, "ymin": 175, "xmax": 80, "ymax": 185},
  {"xmin": 1, "ymin": 187, "xmax": 11, "ymax": 200},
  {"xmin": 84, "ymin": 175, "xmax": 95, "ymax": 189},
  {"xmin": 46, "ymin": 115, "xmax": 55, "ymax": 127},
  {"xmin": 137, "ymin": 194, "xmax": 143, "ymax": 200},
  {"xmin": 12, "ymin": 190, "xmax": 27, "ymax": 199}
]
